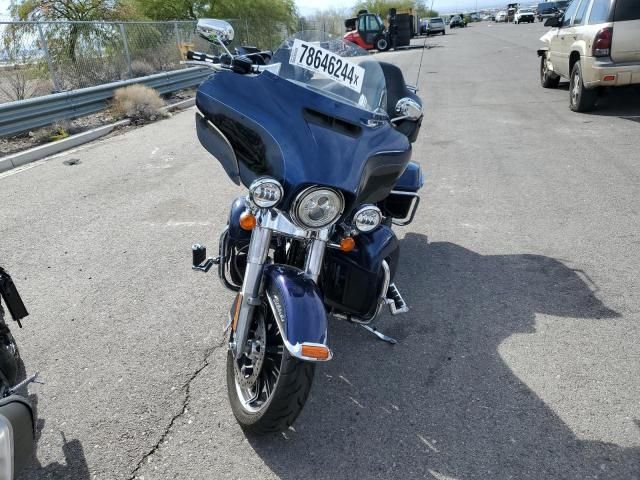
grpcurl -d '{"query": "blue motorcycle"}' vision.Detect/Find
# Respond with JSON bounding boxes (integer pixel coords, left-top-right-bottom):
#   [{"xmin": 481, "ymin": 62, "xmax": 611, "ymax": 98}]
[{"xmin": 189, "ymin": 21, "xmax": 424, "ymax": 433}]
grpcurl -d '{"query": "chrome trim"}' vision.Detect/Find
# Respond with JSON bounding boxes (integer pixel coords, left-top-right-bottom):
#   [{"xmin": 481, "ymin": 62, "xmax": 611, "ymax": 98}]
[
  {"xmin": 249, "ymin": 177, "xmax": 283, "ymax": 208},
  {"xmin": 394, "ymin": 97, "xmax": 423, "ymax": 121},
  {"xmin": 353, "ymin": 204, "xmax": 383, "ymax": 232},
  {"xmin": 389, "ymin": 190, "xmax": 421, "ymax": 226},
  {"xmin": 217, "ymin": 226, "xmax": 241, "ymax": 292},
  {"xmin": 265, "ymin": 292, "xmax": 333, "ymax": 362},
  {"xmin": 290, "ymin": 186, "xmax": 345, "ymax": 231},
  {"xmin": 256, "ymin": 209, "xmax": 330, "ymax": 242},
  {"xmin": 304, "ymin": 238, "xmax": 327, "ymax": 283},
  {"xmin": 233, "ymin": 226, "xmax": 271, "ymax": 359}
]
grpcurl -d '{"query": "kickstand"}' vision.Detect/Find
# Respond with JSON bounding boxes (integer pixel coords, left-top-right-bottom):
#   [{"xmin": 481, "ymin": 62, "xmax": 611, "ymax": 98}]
[{"xmin": 359, "ymin": 324, "xmax": 397, "ymax": 344}]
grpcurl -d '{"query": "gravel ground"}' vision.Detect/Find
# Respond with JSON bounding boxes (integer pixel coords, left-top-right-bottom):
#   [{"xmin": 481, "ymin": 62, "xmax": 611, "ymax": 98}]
[{"xmin": 0, "ymin": 21, "xmax": 638, "ymax": 480}]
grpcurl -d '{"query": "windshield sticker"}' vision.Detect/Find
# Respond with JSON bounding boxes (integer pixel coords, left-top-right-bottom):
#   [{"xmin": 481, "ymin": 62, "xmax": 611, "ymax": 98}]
[{"xmin": 289, "ymin": 39, "xmax": 365, "ymax": 93}]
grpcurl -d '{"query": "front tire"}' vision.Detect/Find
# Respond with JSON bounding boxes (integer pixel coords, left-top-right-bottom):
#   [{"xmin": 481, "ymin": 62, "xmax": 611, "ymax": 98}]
[
  {"xmin": 375, "ymin": 36, "xmax": 390, "ymax": 52},
  {"xmin": 0, "ymin": 305, "xmax": 25, "ymax": 397},
  {"xmin": 226, "ymin": 301, "xmax": 315, "ymax": 434},
  {"xmin": 540, "ymin": 54, "xmax": 560, "ymax": 88},
  {"xmin": 569, "ymin": 61, "xmax": 597, "ymax": 112}
]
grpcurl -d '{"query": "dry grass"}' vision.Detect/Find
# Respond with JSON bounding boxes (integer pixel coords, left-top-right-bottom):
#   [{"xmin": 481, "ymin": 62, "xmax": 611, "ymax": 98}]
[{"xmin": 111, "ymin": 84, "xmax": 167, "ymax": 123}]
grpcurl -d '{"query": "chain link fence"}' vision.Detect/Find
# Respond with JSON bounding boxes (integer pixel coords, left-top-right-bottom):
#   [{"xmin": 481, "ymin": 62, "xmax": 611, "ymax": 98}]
[{"xmin": 0, "ymin": 19, "xmax": 289, "ymax": 104}]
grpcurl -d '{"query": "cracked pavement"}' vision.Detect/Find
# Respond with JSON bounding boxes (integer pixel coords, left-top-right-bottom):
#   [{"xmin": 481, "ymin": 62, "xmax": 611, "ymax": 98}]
[{"xmin": 2, "ymin": 21, "xmax": 639, "ymax": 480}]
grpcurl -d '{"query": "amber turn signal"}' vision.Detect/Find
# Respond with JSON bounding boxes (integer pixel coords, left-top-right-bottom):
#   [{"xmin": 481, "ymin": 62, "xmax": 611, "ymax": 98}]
[
  {"xmin": 239, "ymin": 211, "xmax": 256, "ymax": 230},
  {"xmin": 339, "ymin": 236, "xmax": 356, "ymax": 252},
  {"xmin": 301, "ymin": 344, "xmax": 331, "ymax": 360}
]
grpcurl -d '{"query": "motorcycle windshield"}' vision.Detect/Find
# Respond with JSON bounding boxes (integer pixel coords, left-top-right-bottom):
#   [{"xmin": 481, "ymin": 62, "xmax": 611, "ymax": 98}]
[
  {"xmin": 196, "ymin": 31, "xmax": 411, "ymax": 210},
  {"xmin": 269, "ymin": 31, "xmax": 387, "ymax": 114}
]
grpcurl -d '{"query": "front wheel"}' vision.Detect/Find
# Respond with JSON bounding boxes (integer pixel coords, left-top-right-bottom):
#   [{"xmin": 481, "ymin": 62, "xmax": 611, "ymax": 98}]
[
  {"xmin": 226, "ymin": 301, "xmax": 315, "ymax": 434},
  {"xmin": 375, "ymin": 36, "xmax": 390, "ymax": 52},
  {"xmin": 540, "ymin": 54, "xmax": 560, "ymax": 88},
  {"xmin": 0, "ymin": 305, "xmax": 25, "ymax": 397}
]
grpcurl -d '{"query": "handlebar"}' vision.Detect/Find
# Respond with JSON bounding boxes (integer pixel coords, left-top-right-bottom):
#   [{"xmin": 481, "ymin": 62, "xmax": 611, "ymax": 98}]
[{"xmin": 184, "ymin": 50, "xmax": 269, "ymax": 75}]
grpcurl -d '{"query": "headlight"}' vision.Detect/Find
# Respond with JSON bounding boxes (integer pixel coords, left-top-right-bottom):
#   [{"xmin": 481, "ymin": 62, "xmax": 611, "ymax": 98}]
[
  {"xmin": 292, "ymin": 187, "xmax": 344, "ymax": 229},
  {"xmin": 354, "ymin": 205, "xmax": 382, "ymax": 232},
  {"xmin": 249, "ymin": 178, "xmax": 283, "ymax": 208}
]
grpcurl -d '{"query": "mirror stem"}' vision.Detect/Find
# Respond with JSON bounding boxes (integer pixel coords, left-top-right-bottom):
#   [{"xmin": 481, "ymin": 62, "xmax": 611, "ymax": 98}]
[{"xmin": 217, "ymin": 35, "xmax": 233, "ymax": 58}]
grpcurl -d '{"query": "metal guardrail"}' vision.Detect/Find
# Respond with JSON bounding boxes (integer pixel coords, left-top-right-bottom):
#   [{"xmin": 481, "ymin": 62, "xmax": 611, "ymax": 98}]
[{"xmin": 0, "ymin": 66, "xmax": 209, "ymax": 138}]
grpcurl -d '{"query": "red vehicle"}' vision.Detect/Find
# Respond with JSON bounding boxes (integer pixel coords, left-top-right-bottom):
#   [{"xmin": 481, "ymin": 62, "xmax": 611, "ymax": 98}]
[{"xmin": 344, "ymin": 11, "xmax": 391, "ymax": 51}]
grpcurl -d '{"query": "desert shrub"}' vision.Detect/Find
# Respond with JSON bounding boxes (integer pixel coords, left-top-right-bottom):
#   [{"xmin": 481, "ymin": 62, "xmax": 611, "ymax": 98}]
[
  {"xmin": 0, "ymin": 65, "xmax": 52, "ymax": 102},
  {"xmin": 130, "ymin": 60, "xmax": 155, "ymax": 78},
  {"xmin": 111, "ymin": 84, "xmax": 166, "ymax": 123},
  {"xmin": 32, "ymin": 120, "xmax": 71, "ymax": 143}
]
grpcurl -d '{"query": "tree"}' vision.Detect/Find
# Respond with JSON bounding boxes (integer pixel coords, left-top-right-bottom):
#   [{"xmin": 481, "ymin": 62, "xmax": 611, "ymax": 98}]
[
  {"xmin": 10, "ymin": 0, "xmax": 137, "ymax": 21},
  {"xmin": 353, "ymin": 0, "xmax": 416, "ymax": 16},
  {"xmin": 353, "ymin": 0, "xmax": 437, "ymax": 19},
  {"xmin": 132, "ymin": 0, "xmax": 296, "ymax": 27}
]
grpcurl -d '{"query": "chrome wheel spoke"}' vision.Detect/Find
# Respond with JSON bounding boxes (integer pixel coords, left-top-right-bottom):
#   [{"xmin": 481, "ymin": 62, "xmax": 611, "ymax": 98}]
[{"xmin": 233, "ymin": 301, "xmax": 283, "ymax": 413}]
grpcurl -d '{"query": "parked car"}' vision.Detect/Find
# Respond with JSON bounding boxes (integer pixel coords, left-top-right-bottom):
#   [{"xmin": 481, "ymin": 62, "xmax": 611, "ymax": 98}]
[
  {"xmin": 449, "ymin": 15, "xmax": 467, "ymax": 28},
  {"xmin": 483, "ymin": 14, "xmax": 496, "ymax": 21},
  {"xmin": 538, "ymin": 0, "xmax": 640, "ymax": 111},
  {"xmin": 515, "ymin": 9, "xmax": 536, "ymax": 23},
  {"xmin": 536, "ymin": 1, "xmax": 569, "ymax": 21},
  {"xmin": 422, "ymin": 17, "xmax": 446, "ymax": 35},
  {"xmin": 496, "ymin": 11, "xmax": 508, "ymax": 22}
]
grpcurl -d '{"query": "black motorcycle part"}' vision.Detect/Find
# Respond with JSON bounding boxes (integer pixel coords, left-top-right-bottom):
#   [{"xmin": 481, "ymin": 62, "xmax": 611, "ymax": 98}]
[
  {"xmin": 379, "ymin": 62, "xmax": 423, "ymax": 143},
  {"xmin": 0, "ymin": 268, "xmax": 28, "ymax": 323},
  {"xmin": 380, "ymin": 161, "xmax": 423, "ymax": 220},
  {"xmin": 321, "ymin": 225, "xmax": 399, "ymax": 317},
  {"xmin": 192, "ymin": 244, "xmax": 207, "ymax": 267},
  {"xmin": 232, "ymin": 56, "xmax": 254, "ymax": 74}
]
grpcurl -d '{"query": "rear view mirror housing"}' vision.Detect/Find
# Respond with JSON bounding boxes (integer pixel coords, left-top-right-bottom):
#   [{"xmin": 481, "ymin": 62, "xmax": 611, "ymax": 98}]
[
  {"xmin": 196, "ymin": 19, "xmax": 235, "ymax": 45},
  {"xmin": 0, "ymin": 396, "xmax": 34, "ymax": 479}
]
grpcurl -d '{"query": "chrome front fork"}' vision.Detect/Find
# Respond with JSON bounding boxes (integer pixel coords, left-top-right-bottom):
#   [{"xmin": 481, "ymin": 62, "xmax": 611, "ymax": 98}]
[
  {"xmin": 233, "ymin": 226, "xmax": 271, "ymax": 359},
  {"xmin": 232, "ymin": 226, "xmax": 327, "ymax": 359},
  {"xmin": 304, "ymin": 238, "xmax": 326, "ymax": 283}
]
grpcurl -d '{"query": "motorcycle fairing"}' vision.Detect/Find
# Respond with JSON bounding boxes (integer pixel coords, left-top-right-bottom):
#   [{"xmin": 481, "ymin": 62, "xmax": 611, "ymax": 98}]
[{"xmin": 196, "ymin": 70, "xmax": 412, "ymax": 212}]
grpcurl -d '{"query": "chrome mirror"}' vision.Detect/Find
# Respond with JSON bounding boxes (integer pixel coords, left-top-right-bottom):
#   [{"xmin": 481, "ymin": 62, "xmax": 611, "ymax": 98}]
[
  {"xmin": 395, "ymin": 97, "xmax": 423, "ymax": 121},
  {"xmin": 197, "ymin": 19, "xmax": 234, "ymax": 45}
]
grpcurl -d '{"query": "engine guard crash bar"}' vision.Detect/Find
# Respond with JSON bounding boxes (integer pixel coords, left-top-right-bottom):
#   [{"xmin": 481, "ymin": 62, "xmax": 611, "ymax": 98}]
[{"xmin": 390, "ymin": 190, "xmax": 420, "ymax": 227}]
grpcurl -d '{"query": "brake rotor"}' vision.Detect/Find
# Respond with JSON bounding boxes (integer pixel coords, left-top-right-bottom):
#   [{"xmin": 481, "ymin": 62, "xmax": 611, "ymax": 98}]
[{"xmin": 234, "ymin": 310, "xmax": 266, "ymax": 390}]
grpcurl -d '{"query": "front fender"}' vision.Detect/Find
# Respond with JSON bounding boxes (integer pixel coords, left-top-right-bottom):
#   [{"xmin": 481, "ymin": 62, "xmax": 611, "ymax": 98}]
[{"xmin": 263, "ymin": 264, "xmax": 332, "ymax": 361}]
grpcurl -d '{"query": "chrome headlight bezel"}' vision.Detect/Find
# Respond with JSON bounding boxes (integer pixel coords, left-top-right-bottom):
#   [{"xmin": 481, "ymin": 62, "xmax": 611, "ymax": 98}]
[
  {"xmin": 249, "ymin": 177, "xmax": 283, "ymax": 208},
  {"xmin": 353, "ymin": 205, "xmax": 383, "ymax": 232},
  {"xmin": 291, "ymin": 186, "xmax": 344, "ymax": 230}
]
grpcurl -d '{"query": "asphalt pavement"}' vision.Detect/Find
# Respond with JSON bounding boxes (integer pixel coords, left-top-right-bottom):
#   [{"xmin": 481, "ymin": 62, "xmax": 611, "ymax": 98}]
[{"xmin": 2, "ymin": 21, "xmax": 639, "ymax": 480}]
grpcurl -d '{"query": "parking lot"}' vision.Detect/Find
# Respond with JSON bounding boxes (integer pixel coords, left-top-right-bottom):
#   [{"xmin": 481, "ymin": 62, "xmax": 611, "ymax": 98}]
[{"xmin": 2, "ymin": 20, "xmax": 639, "ymax": 480}]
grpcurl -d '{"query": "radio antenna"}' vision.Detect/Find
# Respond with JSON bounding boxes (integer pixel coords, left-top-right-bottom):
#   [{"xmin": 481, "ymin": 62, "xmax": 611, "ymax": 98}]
[{"xmin": 415, "ymin": 0, "xmax": 436, "ymax": 89}]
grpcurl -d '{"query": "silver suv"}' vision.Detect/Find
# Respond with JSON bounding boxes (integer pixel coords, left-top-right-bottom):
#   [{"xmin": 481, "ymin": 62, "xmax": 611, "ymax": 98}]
[{"xmin": 538, "ymin": 0, "xmax": 640, "ymax": 111}]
